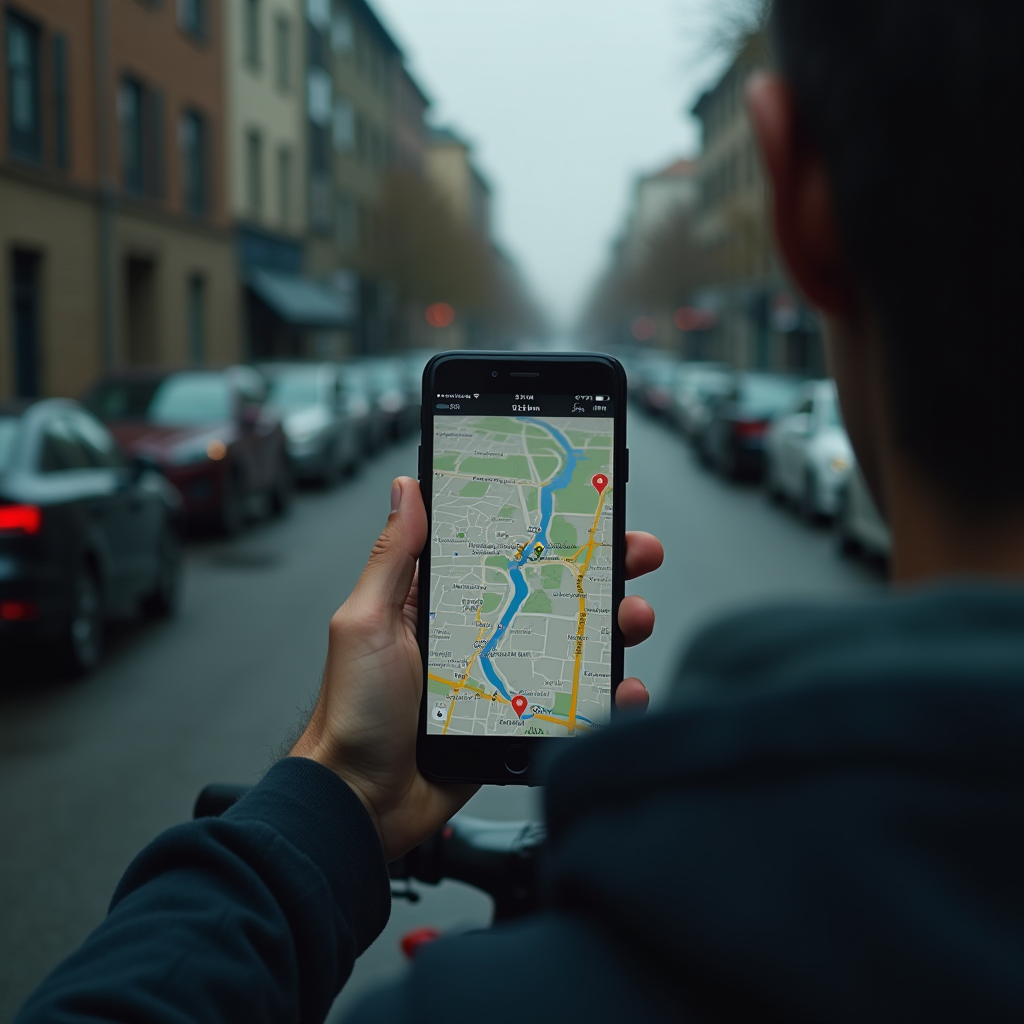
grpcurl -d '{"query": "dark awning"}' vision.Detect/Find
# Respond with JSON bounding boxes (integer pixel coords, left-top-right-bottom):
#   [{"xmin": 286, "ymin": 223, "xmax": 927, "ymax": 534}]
[{"xmin": 246, "ymin": 269, "xmax": 354, "ymax": 329}]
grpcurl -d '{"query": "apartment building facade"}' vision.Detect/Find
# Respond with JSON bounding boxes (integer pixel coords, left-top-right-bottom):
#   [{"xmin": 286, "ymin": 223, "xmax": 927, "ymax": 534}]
[
  {"xmin": 227, "ymin": 0, "xmax": 353, "ymax": 359},
  {"xmin": 0, "ymin": 0, "xmax": 240, "ymax": 401},
  {"xmin": 690, "ymin": 32, "xmax": 822, "ymax": 373}
]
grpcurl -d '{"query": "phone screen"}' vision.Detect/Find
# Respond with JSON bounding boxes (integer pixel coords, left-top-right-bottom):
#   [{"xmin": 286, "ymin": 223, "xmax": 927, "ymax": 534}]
[{"xmin": 427, "ymin": 390, "xmax": 615, "ymax": 739}]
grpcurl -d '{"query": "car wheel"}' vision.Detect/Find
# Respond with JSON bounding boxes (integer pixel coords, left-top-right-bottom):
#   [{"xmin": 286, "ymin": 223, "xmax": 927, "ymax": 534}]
[
  {"xmin": 142, "ymin": 523, "xmax": 182, "ymax": 619},
  {"xmin": 270, "ymin": 456, "xmax": 293, "ymax": 517},
  {"xmin": 60, "ymin": 565, "xmax": 103, "ymax": 676},
  {"xmin": 217, "ymin": 471, "xmax": 245, "ymax": 538}
]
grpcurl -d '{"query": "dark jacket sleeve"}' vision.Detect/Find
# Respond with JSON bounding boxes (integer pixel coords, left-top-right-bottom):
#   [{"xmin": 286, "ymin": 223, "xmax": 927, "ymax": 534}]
[{"xmin": 14, "ymin": 757, "xmax": 392, "ymax": 1024}]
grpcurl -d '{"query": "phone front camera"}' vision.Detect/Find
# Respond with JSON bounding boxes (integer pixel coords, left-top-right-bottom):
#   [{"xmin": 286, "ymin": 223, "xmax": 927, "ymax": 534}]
[{"xmin": 491, "ymin": 370, "xmax": 498, "ymax": 378}]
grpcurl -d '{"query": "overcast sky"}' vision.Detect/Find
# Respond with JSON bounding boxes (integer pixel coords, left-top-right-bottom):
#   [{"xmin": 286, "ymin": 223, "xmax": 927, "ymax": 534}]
[{"xmin": 372, "ymin": 0, "xmax": 733, "ymax": 331}]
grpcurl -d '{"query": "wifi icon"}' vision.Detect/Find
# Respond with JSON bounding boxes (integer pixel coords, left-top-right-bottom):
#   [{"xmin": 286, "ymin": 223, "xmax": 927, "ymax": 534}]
[{"xmin": 473, "ymin": 393, "xmax": 480, "ymax": 399}]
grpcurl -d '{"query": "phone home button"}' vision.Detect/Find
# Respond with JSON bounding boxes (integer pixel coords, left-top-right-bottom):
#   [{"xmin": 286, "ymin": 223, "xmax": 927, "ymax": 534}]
[{"xmin": 504, "ymin": 744, "xmax": 530, "ymax": 775}]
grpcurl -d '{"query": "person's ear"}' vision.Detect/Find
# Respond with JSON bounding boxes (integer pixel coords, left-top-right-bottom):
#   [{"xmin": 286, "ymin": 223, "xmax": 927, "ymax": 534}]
[{"xmin": 745, "ymin": 73, "xmax": 853, "ymax": 316}]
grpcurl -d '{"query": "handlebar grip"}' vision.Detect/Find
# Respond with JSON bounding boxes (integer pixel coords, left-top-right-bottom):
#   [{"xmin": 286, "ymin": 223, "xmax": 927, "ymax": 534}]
[{"xmin": 194, "ymin": 784, "xmax": 250, "ymax": 819}]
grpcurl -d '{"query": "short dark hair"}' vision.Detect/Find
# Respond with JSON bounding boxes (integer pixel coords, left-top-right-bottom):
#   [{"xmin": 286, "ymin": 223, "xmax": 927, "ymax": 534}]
[{"xmin": 769, "ymin": 0, "xmax": 1024, "ymax": 507}]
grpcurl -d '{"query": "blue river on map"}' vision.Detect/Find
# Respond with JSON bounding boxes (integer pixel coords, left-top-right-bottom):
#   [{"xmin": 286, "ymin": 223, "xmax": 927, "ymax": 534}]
[{"xmin": 477, "ymin": 418, "xmax": 597, "ymax": 727}]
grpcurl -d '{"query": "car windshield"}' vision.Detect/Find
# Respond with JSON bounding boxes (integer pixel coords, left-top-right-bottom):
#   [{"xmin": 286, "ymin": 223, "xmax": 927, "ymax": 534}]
[
  {"xmin": 821, "ymin": 389, "xmax": 843, "ymax": 427},
  {"xmin": 737, "ymin": 376, "xmax": 801, "ymax": 410},
  {"xmin": 267, "ymin": 372, "xmax": 323, "ymax": 410},
  {"xmin": 86, "ymin": 375, "xmax": 232, "ymax": 424},
  {"xmin": 0, "ymin": 417, "xmax": 19, "ymax": 473},
  {"xmin": 690, "ymin": 370, "xmax": 730, "ymax": 397}
]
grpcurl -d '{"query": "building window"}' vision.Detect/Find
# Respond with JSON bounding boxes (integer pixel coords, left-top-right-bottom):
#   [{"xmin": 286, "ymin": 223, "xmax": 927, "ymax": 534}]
[
  {"xmin": 306, "ymin": 66, "xmax": 332, "ymax": 126},
  {"xmin": 119, "ymin": 78, "xmax": 146, "ymax": 194},
  {"xmin": 178, "ymin": 0, "xmax": 207, "ymax": 41},
  {"xmin": 332, "ymin": 98, "xmax": 354, "ymax": 152},
  {"xmin": 331, "ymin": 9, "xmax": 354, "ymax": 53},
  {"xmin": 11, "ymin": 249, "xmax": 42, "ymax": 398},
  {"xmin": 275, "ymin": 14, "xmax": 290, "ymax": 90},
  {"xmin": 180, "ymin": 110, "xmax": 206, "ymax": 216},
  {"xmin": 244, "ymin": 0, "xmax": 260, "ymax": 69},
  {"xmin": 187, "ymin": 274, "xmax": 205, "ymax": 365},
  {"xmin": 277, "ymin": 145, "xmax": 291, "ymax": 226},
  {"xmin": 307, "ymin": 0, "xmax": 330, "ymax": 32},
  {"xmin": 246, "ymin": 129, "xmax": 263, "ymax": 217},
  {"xmin": 6, "ymin": 12, "xmax": 41, "ymax": 163},
  {"xmin": 117, "ymin": 80, "xmax": 164, "ymax": 198},
  {"xmin": 53, "ymin": 35, "xmax": 70, "ymax": 169}
]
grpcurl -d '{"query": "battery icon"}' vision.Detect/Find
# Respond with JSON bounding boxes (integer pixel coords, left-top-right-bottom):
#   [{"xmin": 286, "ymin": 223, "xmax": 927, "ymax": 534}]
[{"xmin": 595, "ymin": 394, "xmax": 609, "ymax": 401}]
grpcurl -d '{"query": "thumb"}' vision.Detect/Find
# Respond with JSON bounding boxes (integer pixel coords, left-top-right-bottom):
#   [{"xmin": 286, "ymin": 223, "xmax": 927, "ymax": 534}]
[{"xmin": 352, "ymin": 477, "xmax": 427, "ymax": 613}]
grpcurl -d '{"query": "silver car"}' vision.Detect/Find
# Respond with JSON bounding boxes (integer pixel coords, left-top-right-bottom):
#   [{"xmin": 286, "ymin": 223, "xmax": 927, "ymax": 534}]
[
  {"xmin": 260, "ymin": 363, "xmax": 361, "ymax": 485},
  {"xmin": 765, "ymin": 379, "xmax": 852, "ymax": 520},
  {"xmin": 837, "ymin": 465, "xmax": 891, "ymax": 560}
]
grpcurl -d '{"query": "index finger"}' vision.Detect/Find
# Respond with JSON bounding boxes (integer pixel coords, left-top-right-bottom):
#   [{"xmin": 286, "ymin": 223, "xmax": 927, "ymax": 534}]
[{"xmin": 624, "ymin": 531, "xmax": 664, "ymax": 581}]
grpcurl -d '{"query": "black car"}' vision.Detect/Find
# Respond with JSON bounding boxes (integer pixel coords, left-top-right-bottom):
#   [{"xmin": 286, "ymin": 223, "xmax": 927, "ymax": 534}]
[
  {"xmin": 0, "ymin": 399, "xmax": 183, "ymax": 676},
  {"xmin": 702, "ymin": 372, "xmax": 804, "ymax": 479}
]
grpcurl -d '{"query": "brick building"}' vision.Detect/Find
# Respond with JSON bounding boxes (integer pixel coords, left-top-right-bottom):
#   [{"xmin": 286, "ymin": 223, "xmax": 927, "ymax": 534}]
[{"xmin": 0, "ymin": 0, "xmax": 239, "ymax": 401}]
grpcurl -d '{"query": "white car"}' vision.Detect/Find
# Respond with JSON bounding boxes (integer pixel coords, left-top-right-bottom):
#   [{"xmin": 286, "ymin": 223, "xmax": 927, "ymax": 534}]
[
  {"xmin": 669, "ymin": 362, "xmax": 731, "ymax": 437},
  {"xmin": 765, "ymin": 379, "xmax": 852, "ymax": 520},
  {"xmin": 837, "ymin": 465, "xmax": 891, "ymax": 559}
]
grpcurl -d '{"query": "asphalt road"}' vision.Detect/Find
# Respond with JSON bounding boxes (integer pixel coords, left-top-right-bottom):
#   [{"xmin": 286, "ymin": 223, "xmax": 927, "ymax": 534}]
[{"xmin": 0, "ymin": 409, "xmax": 883, "ymax": 1022}]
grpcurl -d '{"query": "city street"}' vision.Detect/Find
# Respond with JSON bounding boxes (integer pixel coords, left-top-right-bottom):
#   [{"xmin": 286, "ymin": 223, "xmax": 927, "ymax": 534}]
[{"xmin": 0, "ymin": 410, "xmax": 883, "ymax": 1021}]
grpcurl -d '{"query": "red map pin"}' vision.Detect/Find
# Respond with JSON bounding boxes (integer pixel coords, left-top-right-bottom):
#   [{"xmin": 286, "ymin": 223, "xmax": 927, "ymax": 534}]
[
  {"xmin": 591, "ymin": 473, "xmax": 608, "ymax": 495},
  {"xmin": 511, "ymin": 694, "xmax": 528, "ymax": 718}
]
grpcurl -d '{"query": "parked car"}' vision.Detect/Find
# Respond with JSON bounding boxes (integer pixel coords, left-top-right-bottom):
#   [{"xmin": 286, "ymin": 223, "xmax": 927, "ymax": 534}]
[
  {"xmin": 401, "ymin": 348, "xmax": 435, "ymax": 429},
  {"xmin": 260, "ymin": 362, "xmax": 360, "ymax": 486},
  {"xmin": 635, "ymin": 356, "xmax": 681, "ymax": 417},
  {"xmin": 361, "ymin": 357, "xmax": 414, "ymax": 439},
  {"xmin": 670, "ymin": 362, "xmax": 732, "ymax": 437},
  {"xmin": 836, "ymin": 464, "xmax": 891, "ymax": 560},
  {"xmin": 0, "ymin": 399, "xmax": 183, "ymax": 675},
  {"xmin": 764, "ymin": 379, "xmax": 852, "ymax": 520},
  {"xmin": 702, "ymin": 372, "xmax": 804, "ymax": 479},
  {"xmin": 84, "ymin": 367, "xmax": 291, "ymax": 536},
  {"xmin": 339, "ymin": 362, "xmax": 388, "ymax": 454}
]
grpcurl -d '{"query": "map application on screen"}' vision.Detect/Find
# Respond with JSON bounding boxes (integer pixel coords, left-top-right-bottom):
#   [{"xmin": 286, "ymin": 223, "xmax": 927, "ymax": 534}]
[{"xmin": 428, "ymin": 411, "xmax": 614, "ymax": 737}]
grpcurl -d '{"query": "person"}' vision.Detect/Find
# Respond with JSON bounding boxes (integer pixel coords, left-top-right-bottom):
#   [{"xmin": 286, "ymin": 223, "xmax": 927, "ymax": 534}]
[{"xmin": 16, "ymin": 0, "xmax": 1024, "ymax": 1021}]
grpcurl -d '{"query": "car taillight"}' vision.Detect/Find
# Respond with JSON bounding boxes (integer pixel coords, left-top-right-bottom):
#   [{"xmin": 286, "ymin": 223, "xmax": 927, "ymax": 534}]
[
  {"xmin": 0, "ymin": 504, "xmax": 42, "ymax": 534},
  {"xmin": 1, "ymin": 600, "xmax": 38, "ymax": 620},
  {"xmin": 734, "ymin": 420, "xmax": 768, "ymax": 439}
]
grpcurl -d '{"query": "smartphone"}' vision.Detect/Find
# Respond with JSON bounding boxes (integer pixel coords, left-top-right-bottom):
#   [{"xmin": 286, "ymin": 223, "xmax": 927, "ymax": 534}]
[{"xmin": 416, "ymin": 351, "xmax": 627, "ymax": 785}]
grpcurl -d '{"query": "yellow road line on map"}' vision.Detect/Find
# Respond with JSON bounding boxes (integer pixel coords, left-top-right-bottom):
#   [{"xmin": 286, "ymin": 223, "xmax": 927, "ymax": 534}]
[
  {"xmin": 568, "ymin": 488, "xmax": 608, "ymax": 734},
  {"xmin": 429, "ymin": 673, "xmax": 589, "ymax": 733}
]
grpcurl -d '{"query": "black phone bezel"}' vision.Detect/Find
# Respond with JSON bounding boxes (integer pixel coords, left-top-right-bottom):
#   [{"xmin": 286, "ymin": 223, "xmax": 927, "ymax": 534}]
[{"xmin": 416, "ymin": 351, "xmax": 628, "ymax": 785}]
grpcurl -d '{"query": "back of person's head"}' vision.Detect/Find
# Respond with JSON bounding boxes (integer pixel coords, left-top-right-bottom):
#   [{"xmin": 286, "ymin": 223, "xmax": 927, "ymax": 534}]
[{"xmin": 768, "ymin": 0, "xmax": 1024, "ymax": 510}]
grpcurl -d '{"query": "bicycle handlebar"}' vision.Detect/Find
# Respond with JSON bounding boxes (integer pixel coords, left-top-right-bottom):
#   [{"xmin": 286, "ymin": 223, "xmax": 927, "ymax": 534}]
[{"xmin": 193, "ymin": 784, "xmax": 544, "ymax": 921}]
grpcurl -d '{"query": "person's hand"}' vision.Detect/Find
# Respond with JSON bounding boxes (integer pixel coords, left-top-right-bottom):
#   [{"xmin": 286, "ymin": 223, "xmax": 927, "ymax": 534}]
[{"xmin": 290, "ymin": 476, "xmax": 664, "ymax": 861}]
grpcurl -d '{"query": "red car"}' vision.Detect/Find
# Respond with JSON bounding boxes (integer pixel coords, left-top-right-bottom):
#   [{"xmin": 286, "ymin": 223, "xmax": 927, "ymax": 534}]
[{"xmin": 84, "ymin": 367, "xmax": 292, "ymax": 535}]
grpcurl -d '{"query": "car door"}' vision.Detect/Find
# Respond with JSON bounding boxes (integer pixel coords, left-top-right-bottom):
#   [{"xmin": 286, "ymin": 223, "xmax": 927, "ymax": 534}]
[
  {"xmin": 779, "ymin": 393, "xmax": 815, "ymax": 495},
  {"xmin": 232, "ymin": 367, "xmax": 278, "ymax": 494},
  {"xmin": 71, "ymin": 409, "xmax": 161, "ymax": 595},
  {"xmin": 39, "ymin": 414, "xmax": 136, "ymax": 608}
]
